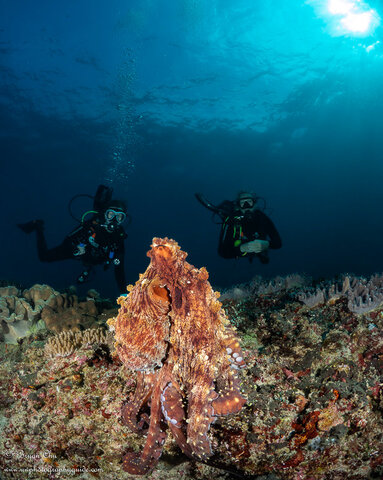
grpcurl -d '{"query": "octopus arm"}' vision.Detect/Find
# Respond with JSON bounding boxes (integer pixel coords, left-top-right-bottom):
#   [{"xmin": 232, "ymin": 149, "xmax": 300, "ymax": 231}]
[
  {"xmin": 121, "ymin": 372, "xmax": 156, "ymax": 432},
  {"xmin": 213, "ymin": 329, "xmax": 247, "ymax": 415},
  {"xmin": 224, "ymin": 327, "xmax": 246, "ymax": 369},
  {"xmin": 186, "ymin": 380, "xmax": 218, "ymax": 460},
  {"xmin": 212, "ymin": 380, "xmax": 246, "ymax": 415},
  {"xmin": 122, "ymin": 367, "xmax": 171, "ymax": 475},
  {"xmin": 161, "ymin": 381, "xmax": 193, "ymax": 457}
]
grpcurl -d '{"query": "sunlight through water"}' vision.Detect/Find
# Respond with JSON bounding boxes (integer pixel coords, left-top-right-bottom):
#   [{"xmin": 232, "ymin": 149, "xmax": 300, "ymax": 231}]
[{"xmin": 310, "ymin": 0, "xmax": 380, "ymax": 36}]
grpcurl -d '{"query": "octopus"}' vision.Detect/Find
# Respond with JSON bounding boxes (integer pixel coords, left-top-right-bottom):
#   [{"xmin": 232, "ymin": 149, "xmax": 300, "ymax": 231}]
[{"xmin": 107, "ymin": 237, "xmax": 246, "ymax": 475}]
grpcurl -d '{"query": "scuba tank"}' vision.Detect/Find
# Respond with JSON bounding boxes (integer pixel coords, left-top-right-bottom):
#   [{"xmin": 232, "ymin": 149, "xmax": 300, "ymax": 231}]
[
  {"xmin": 68, "ymin": 184, "xmax": 114, "ymax": 223},
  {"xmin": 93, "ymin": 185, "xmax": 113, "ymax": 211}
]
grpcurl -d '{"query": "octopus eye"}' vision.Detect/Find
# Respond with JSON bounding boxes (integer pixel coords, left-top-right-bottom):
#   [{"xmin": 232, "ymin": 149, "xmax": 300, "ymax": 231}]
[{"xmin": 151, "ymin": 285, "xmax": 170, "ymax": 302}]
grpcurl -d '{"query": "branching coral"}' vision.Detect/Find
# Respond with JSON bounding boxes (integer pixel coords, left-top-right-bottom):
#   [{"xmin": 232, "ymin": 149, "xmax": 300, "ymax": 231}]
[{"xmin": 44, "ymin": 327, "xmax": 111, "ymax": 358}]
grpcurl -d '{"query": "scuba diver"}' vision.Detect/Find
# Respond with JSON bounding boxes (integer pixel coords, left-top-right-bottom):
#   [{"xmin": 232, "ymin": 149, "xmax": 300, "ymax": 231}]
[
  {"xmin": 195, "ymin": 190, "xmax": 282, "ymax": 263},
  {"xmin": 17, "ymin": 185, "xmax": 129, "ymax": 292}
]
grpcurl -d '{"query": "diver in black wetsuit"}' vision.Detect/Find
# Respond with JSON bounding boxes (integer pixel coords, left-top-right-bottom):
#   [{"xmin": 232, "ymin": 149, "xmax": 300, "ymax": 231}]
[
  {"xmin": 196, "ymin": 191, "xmax": 282, "ymax": 263},
  {"xmin": 18, "ymin": 185, "xmax": 128, "ymax": 292}
]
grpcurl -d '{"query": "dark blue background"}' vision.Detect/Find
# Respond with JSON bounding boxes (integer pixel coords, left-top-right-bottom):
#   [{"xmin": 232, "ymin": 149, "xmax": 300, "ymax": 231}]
[{"xmin": 1, "ymin": 0, "xmax": 383, "ymax": 298}]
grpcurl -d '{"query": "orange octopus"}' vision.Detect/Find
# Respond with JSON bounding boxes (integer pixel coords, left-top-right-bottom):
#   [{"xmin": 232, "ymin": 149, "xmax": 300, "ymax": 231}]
[{"xmin": 107, "ymin": 237, "xmax": 246, "ymax": 475}]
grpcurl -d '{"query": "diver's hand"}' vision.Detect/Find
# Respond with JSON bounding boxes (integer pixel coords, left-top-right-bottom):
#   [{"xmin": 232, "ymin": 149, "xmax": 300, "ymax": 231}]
[{"xmin": 240, "ymin": 239, "xmax": 269, "ymax": 254}]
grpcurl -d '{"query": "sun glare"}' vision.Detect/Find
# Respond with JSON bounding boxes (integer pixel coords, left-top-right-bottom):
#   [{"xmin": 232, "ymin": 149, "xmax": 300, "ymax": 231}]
[
  {"xmin": 309, "ymin": 0, "xmax": 380, "ymax": 36},
  {"xmin": 341, "ymin": 10, "xmax": 374, "ymax": 33},
  {"xmin": 328, "ymin": 0, "xmax": 354, "ymax": 16}
]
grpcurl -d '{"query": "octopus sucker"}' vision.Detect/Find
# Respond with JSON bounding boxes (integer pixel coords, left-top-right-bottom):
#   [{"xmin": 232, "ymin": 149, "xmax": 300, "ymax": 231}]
[{"xmin": 110, "ymin": 237, "xmax": 246, "ymax": 474}]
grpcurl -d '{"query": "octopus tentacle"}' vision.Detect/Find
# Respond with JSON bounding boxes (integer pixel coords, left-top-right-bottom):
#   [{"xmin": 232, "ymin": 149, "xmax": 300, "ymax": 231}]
[
  {"xmin": 122, "ymin": 430, "xmax": 166, "ymax": 475},
  {"xmin": 121, "ymin": 371, "xmax": 156, "ymax": 432},
  {"xmin": 224, "ymin": 331, "xmax": 246, "ymax": 370},
  {"xmin": 161, "ymin": 382, "xmax": 185, "ymax": 428},
  {"xmin": 161, "ymin": 382, "xmax": 192, "ymax": 457},
  {"xmin": 122, "ymin": 370, "xmax": 170, "ymax": 475},
  {"xmin": 212, "ymin": 331, "xmax": 247, "ymax": 415},
  {"xmin": 186, "ymin": 381, "xmax": 218, "ymax": 460},
  {"xmin": 212, "ymin": 371, "xmax": 246, "ymax": 415}
]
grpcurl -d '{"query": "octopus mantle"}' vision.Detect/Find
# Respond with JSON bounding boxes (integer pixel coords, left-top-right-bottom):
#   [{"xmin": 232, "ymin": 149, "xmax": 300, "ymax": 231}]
[{"xmin": 108, "ymin": 237, "xmax": 246, "ymax": 474}]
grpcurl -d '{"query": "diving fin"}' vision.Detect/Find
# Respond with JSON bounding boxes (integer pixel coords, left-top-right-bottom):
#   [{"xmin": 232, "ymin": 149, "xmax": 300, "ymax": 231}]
[{"xmin": 17, "ymin": 219, "xmax": 44, "ymax": 234}]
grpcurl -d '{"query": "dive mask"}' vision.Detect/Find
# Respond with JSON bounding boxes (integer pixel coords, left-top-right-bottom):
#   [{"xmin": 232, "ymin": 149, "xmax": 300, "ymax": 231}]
[
  {"xmin": 238, "ymin": 198, "xmax": 255, "ymax": 210},
  {"xmin": 105, "ymin": 208, "xmax": 126, "ymax": 224}
]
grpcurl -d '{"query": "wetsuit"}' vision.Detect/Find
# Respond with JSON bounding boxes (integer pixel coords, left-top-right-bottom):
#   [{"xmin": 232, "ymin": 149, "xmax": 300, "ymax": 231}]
[
  {"xmin": 218, "ymin": 203, "xmax": 282, "ymax": 262},
  {"xmin": 36, "ymin": 217, "xmax": 127, "ymax": 291}
]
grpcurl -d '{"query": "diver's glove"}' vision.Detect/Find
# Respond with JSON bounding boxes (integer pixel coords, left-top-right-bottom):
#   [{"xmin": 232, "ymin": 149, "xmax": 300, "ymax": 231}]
[{"xmin": 240, "ymin": 239, "xmax": 269, "ymax": 254}]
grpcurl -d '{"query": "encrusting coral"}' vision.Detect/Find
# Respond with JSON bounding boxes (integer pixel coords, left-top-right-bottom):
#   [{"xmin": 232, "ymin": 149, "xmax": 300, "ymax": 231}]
[{"xmin": 108, "ymin": 237, "xmax": 247, "ymax": 475}]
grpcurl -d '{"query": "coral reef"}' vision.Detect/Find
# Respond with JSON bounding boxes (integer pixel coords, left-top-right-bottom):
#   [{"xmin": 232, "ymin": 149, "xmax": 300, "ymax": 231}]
[
  {"xmin": 298, "ymin": 273, "xmax": 383, "ymax": 314},
  {"xmin": 23, "ymin": 284, "xmax": 57, "ymax": 305},
  {"xmin": 0, "ymin": 271, "xmax": 383, "ymax": 479},
  {"xmin": 0, "ymin": 286, "xmax": 20, "ymax": 297},
  {"xmin": 41, "ymin": 292, "xmax": 99, "ymax": 333},
  {"xmin": 108, "ymin": 237, "xmax": 246, "ymax": 474},
  {"xmin": 0, "ymin": 284, "xmax": 113, "ymax": 344},
  {"xmin": 0, "ymin": 284, "xmax": 55, "ymax": 344},
  {"xmin": 219, "ymin": 273, "xmax": 309, "ymax": 301},
  {"xmin": 44, "ymin": 327, "xmax": 112, "ymax": 358}
]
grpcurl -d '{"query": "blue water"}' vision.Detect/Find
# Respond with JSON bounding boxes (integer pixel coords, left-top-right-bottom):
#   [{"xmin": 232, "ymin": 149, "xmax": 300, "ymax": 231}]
[{"xmin": 1, "ymin": 0, "xmax": 383, "ymax": 297}]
